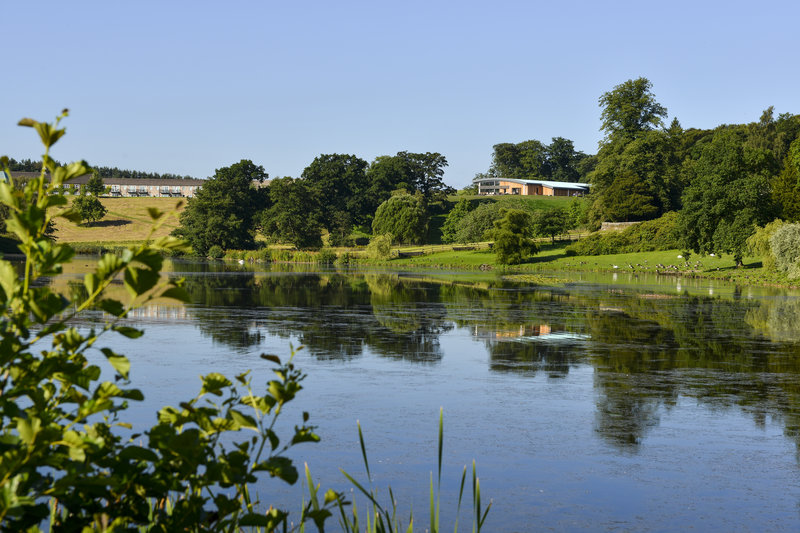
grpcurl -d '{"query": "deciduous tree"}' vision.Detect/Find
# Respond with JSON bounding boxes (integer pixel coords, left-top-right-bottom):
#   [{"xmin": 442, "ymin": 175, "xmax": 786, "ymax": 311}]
[
  {"xmin": 371, "ymin": 192, "xmax": 427, "ymax": 244},
  {"xmin": 72, "ymin": 194, "xmax": 107, "ymax": 225},
  {"xmin": 599, "ymin": 77, "xmax": 667, "ymax": 141},
  {"xmin": 261, "ymin": 177, "xmax": 323, "ymax": 249},
  {"xmin": 678, "ymin": 128, "xmax": 776, "ymax": 266},
  {"xmin": 487, "ymin": 209, "xmax": 538, "ymax": 265},
  {"xmin": 302, "ymin": 153, "xmax": 369, "ymax": 238},
  {"xmin": 177, "ymin": 159, "xmax": 268, "ymax": 255}
]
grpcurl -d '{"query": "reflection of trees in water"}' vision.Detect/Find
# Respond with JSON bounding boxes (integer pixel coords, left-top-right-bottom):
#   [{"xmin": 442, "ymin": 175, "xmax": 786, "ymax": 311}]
[
  {"xmin": 182, "ymin": 272, "xmax": 452, "ymax": 362},
  {"xmin": 746, "ymin": 297, "xmax": 800, "ymax": 343},
  {"xmin": 487, "ymin": 339, "xmax": 587, "ymax": 378},
  {"xmin": 584, "ymin": 296, "xmax": 800, "ymax": 452},
  {"xmin": 182, "ymin": 271, "xmax": 268, "ymax": 351},
  {"xmin": 363, "ymin": 274, "xmax": 452, "ymax": 363},
  {"xmin": 176, "ymin": 268, "xmax": 800, "ymax": 453}
]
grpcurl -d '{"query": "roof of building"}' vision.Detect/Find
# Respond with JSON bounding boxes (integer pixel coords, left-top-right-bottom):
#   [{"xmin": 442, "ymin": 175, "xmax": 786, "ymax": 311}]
[{"xmin": 474, "ymin": 177, "xmax": 590, "ymax": 190}]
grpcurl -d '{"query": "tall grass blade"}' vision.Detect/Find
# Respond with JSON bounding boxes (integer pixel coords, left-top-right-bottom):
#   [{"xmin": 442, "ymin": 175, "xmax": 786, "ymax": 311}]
[
  {"xmin": 453, "ymin": 465, "xmax": 467, "ymax": 533},
  {"xmin": 358, "ymin": 420, "xmax": 371, "ymax": 481},
  {"xmin": 341, "ymin": 469, "xmax": 384, "ymax": 511},
  {"xmin": 438, "ymin": 407, "xmax": 443, "ymax": 487},
  {"xmin": 429, "ymin": 471, "xmax": 436, "ymax": 533}
]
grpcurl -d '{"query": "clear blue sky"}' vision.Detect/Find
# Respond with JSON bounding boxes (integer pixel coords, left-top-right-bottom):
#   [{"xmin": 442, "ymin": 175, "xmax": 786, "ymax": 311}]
[{"xmin": 3, "ymin": 0, "xmax": 798, "ymax": 188}]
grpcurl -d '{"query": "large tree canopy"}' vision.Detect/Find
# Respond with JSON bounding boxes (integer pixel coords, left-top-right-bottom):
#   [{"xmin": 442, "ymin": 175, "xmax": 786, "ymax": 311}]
[
  {"xmin": 488, "ymin": 138, "xmax": 588, "ymax": 181},
  {"xmin": 588, "ymin": 78, "xmax": 675, "ymax": 223},
  {"xmin": 367, "ymin": 151, "xmax": 453, "ymax": 207},
  {"xmin": 371, "ymin": 192, "xmax": 427, "ymax": 244},
  {"xmin": 301, "ymin": 153, "xmax": 369, "ymax": 239},
  {"xmin": 261, "ymin": 177, "xmax": 323, "ymax": 249},
  {"xmin": 177, "ymin": 159, "xmax": 268, "ymax": 255},
  {"xmin": 678, "ymin": 128, "xmax": 776, "ymax": 265},
  {"xmin": 599, "ymin": 77, "xmax": 667, "ymax": 141}
]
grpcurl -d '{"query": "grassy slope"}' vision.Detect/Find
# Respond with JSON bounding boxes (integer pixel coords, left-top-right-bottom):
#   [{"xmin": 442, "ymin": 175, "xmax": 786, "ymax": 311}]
[
  {"xmin": 52, "ymin": 197, "xmax": 186, "ymax": 243},
  {"xmin": 387, "ymin": 241, "xmax": 795, "ymax": 287}
]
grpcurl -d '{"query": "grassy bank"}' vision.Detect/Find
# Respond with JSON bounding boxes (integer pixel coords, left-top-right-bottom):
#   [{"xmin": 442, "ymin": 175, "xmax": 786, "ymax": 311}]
[
  {"xmin": 384, "ymin": 241, "xmax": 798, "ymax": 288},
  {"xmin": 51, "ymin": 197, "xmax": 185, "ymax": 243}
]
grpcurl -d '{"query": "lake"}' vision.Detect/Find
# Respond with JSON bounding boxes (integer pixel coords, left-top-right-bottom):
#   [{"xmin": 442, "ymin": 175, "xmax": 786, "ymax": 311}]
[{"xmin": 58, "ymin": 260, "xmax": 800, "ymax": 531}]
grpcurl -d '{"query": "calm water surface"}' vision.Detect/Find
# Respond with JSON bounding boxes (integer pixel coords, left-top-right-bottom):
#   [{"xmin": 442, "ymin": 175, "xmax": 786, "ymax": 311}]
[{"xmin": 59, "ymin": 260, "xmax": 800, "ymax": 531}]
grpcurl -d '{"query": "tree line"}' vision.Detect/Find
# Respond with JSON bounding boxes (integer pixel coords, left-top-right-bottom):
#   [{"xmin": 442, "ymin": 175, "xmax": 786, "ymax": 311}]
[
  {"xmin": 5, "ymin": 157, "xmax": 196, "ymax": 180},
  {"xmin": 176, "ymin": 151, "xmax": 454, "ymax": 255},
  {"xmin": 176, "ymin": 76, "xmax": 800, "ymax": 267}
]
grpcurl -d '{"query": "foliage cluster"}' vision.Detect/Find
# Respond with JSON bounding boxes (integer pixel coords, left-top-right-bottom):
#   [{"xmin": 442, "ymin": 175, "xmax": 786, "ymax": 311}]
[
  {"xmin": 71, "ymin": 194, "xmax": 107, "ymax": 225},
  {"xmin": 1, "ymin": 112, "xmax": 335, "ymax": 531},
  {"xmin": 746, "ymin": 219, "xmax": 785, "ymax": 271},
  {"xmin": 4, "ymin": 157, "xmax": 197, "ymax": 181},
  {"xmin": 366, "ymin": 234, "xmax": 393, "ymax": 260},
  {"xmin": 770, "ymin": 223, "xmax": 800, "ymax": 279},
  {"xmin": 371, "ymin": 193, "xmax": 427, "ymax": 244},
  {"xmin": 566, "ymin": 212, "xmax": 681, "ymax": 256},
  {"xmin": 176, "ymin": 160, "xmax": 268, "ymax": 256},
  {"xmin": 486, "ymin": 209, "xmax": 538, "ymax": 265},
  {"xmin": 486, "ymin": 137, "xmax": 592, "ymax": 182},
  {"xmin": 2, "ymin": 113, "xmax": 493, "ymax": 533}
]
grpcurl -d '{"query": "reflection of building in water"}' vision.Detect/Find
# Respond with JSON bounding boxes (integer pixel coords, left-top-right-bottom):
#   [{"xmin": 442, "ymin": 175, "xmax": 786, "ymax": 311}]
[
  {"xmin": 473, "ymin": 323, "xmax": 553, "ymax": 339},
  {"xmin": 124, "ymin": 305, "xmax": 187, "ymax": 320}
]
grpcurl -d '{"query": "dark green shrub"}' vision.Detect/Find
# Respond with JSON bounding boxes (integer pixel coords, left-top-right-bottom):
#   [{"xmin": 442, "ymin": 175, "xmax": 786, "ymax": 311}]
[
  {"xmin": 318, "ymin": 247, "xmax": 337, "ymax": 265},
  {"xmin": 208, "ymin": 244, "xmax": 224, "ymax": 259},
  {"xmin": 372, "ymin": 193, "xmax": 427, "ymax": 244},
  {"xmin": 566, "ymin": 212, "xmax": 681, "ymax": 256},
  {"xmin": 367, "ymin": 234, "xmax": 393, "ymax": 260},
  {"xmin": 453, "ymin": 202, "xmax": 503, "ymax": 243},
  {"xmin": 486, "ymin": 209, "xmax": 538, "ymax": 265}
]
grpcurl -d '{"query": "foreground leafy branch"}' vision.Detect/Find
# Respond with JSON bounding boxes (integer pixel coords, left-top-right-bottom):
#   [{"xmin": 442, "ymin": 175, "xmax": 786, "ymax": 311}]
[
  {"xmin": 0, "ymin": 112, "xmax": 489, "ymax": 532},
  {"xmin": 0, "ymin": 112, "xmax": 334, "ymax": 532}
]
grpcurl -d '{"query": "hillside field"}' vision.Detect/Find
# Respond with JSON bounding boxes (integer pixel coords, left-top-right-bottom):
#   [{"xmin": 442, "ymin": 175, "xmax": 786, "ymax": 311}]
[{"xmin": 52, "ymin": 197, "xmax": 186, "ymax": 243}]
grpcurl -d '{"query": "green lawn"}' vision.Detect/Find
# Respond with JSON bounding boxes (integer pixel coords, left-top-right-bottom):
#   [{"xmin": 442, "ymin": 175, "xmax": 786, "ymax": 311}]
[{"xmin": 385, "ymin": 241, "xmax": 795, "ymax": 287}]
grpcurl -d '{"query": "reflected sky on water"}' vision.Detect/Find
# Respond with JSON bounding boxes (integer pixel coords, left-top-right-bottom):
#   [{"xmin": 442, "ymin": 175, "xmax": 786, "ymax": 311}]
[{"xmin": 57, "ymin": 260, "xmax": 800, "ymax": 531}]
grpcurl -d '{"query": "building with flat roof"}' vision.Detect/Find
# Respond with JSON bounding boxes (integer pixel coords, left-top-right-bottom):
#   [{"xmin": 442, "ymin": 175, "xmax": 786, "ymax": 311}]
[{"xmin": 473, "ymin": 177, "xmax": 589, "ymax": 197}]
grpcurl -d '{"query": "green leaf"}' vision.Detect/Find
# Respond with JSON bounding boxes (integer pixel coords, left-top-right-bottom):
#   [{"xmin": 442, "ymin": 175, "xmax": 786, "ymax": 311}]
[
  {"xmin": 16, "ymin": 417, "xmax": 41, "ymax": 445},
  {"xmin": 0, "ymin": 260, "xmax": 20, "ymax": 300},
  {"xmin": 17, "ymin": 117, "xmax": 37, "ymax": 127},
  {"xmin": 101, "ymin": 348, "xmax": 131, "ymax": 379},
  {"xmin": 229, "ymin": 409, "xmax": 257, "ymax": 430},
  {"xmin": 239, "ymin": 511, "xmax": 287, "ymax": 528},
  {"xmin": 59, "ymin": 209, "xmax": 83, "ymax": 224},
  {"xmin": 0, "ymin": 181, "xmax": 17, "ymax": 209},
  {"xmin": 200, "ymin": 373, "xmax": 232, "ymax": 396},
  {"xmin": 253, "ymin": 456, "xmax": 298, "ymax": 484},
  {"xmin": 160, "ymin": 286, "xmax": 191, "ymax": 303},
  {"xmin": 97, "ymin": 298, "xmax": 125, "ymax": 317},
  {"xmin": 147, "ymin": 207, "xmax": 164, "ymax": 220},
  {"xmin": 84, "ymin": 272, "xmax": 98, "ymax": 296},
  {"xmin": 260, "ymin": 354, "xmax": 281, "ymax": 364},
  {"xmin": 291, "ymin": 428, "xmax": 320, "ymax": 445},
  {"xmin": 118, "ymin": 445, "xmax": 159, "ymax": 463},
  {"xmin": 123, "ymin": 266, "xmax": 160, "ymax": 297},
  {"xmin": 113, "ymin": 325, "xmax": 143, "ymax": 339}
]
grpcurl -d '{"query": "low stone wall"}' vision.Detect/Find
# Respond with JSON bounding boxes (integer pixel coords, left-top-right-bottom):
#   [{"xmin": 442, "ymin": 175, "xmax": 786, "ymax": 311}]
[{"xmin": 600, "ymin": 221, "xmax": 641, "ymax": 232}]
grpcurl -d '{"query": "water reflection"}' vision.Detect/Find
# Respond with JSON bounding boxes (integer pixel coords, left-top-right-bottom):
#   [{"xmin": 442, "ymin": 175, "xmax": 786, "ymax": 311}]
[{"xmin": 52, "ymin": 262, "xmax": 800, "ymax": 454}]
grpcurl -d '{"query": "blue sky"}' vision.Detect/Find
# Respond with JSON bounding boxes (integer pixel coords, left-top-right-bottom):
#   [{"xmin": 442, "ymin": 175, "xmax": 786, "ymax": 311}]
[{"xmin": 3, "ymin": 0, "xmax": 798, "ymax": 188}]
